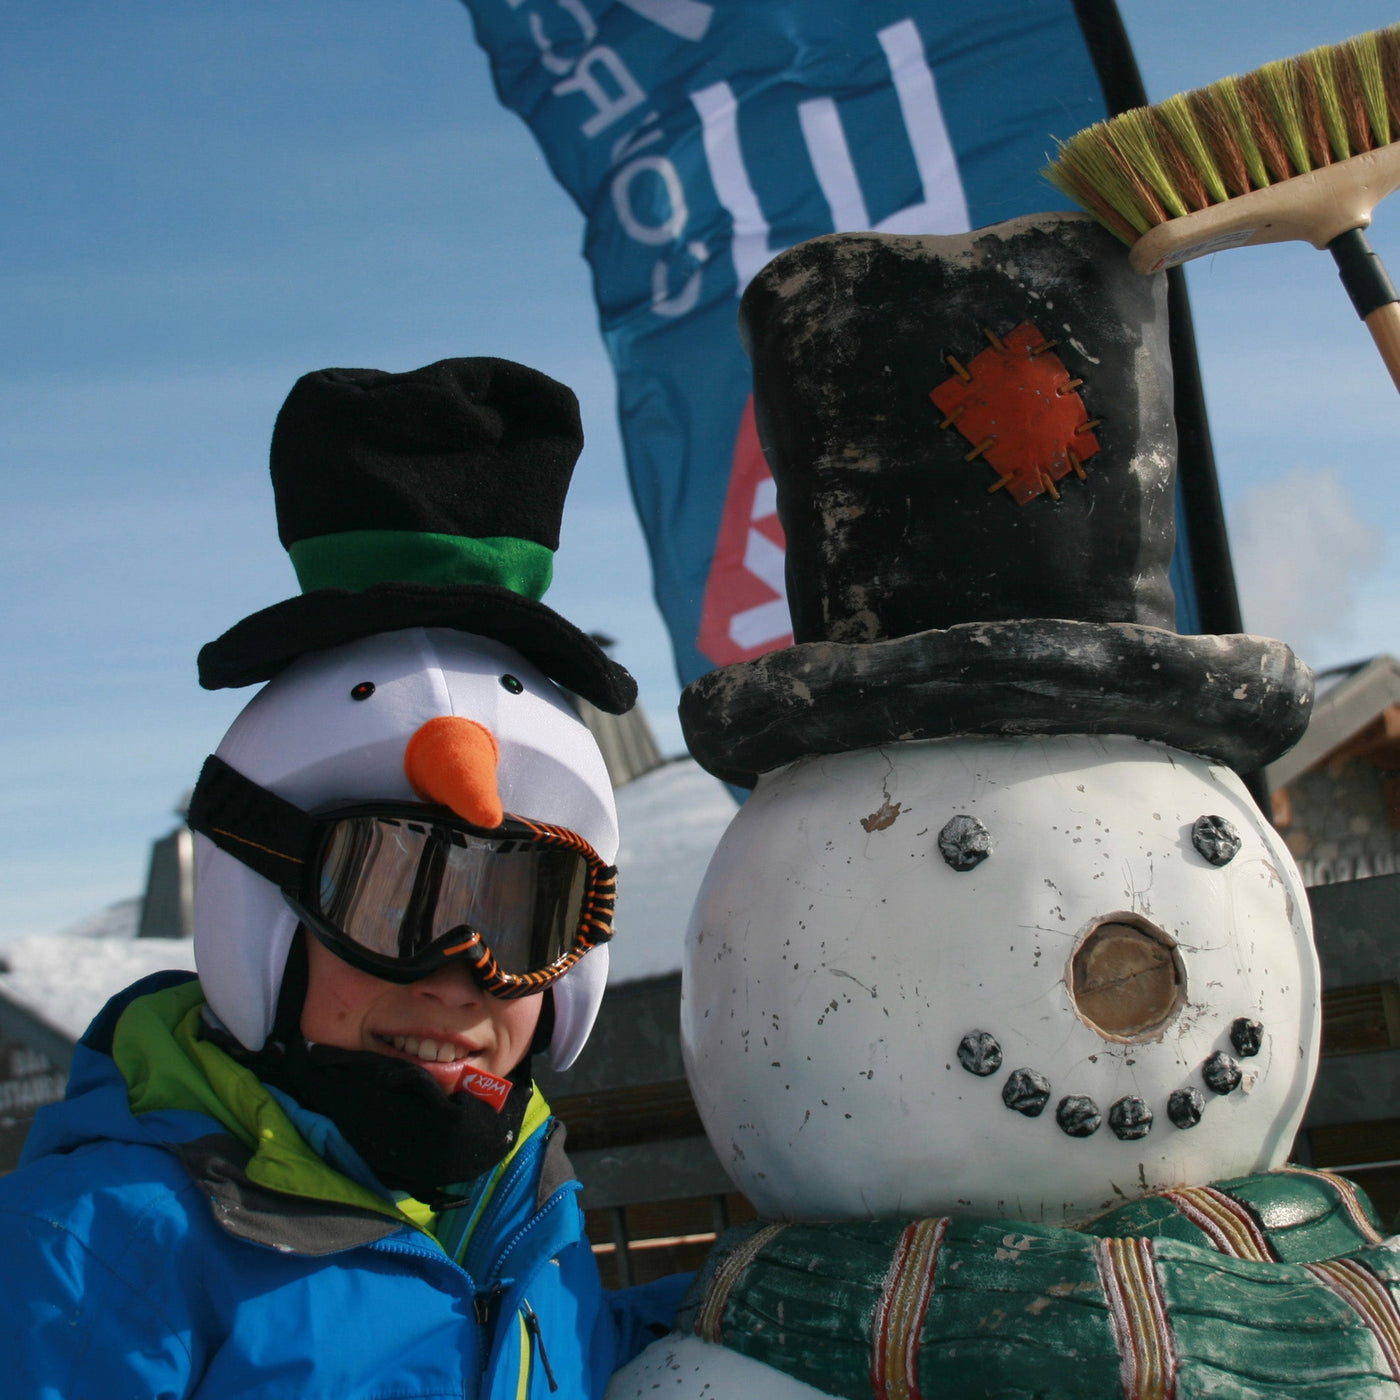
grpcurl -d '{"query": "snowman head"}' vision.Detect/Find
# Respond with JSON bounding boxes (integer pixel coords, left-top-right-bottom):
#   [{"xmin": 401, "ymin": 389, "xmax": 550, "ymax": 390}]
[
  {"xmin": 193, "ymin": 627, "xmax": 617, "ymax": 1067},
  {"xmin": 683, "ymin": 735, "xmax": 1318, "ymax": 1224},
  {"xmin": 192, "ymin": 357, "xmax": 635, "ymax": 1069}
]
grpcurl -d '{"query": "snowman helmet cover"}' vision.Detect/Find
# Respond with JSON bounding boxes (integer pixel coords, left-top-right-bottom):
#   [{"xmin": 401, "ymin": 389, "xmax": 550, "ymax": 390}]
[
  {"xmin": 194, "ymin": 628, "xmax": 619, "ymax": 1069},
  {"xmin": 192, "ymin": 356, "xmax": 637, "ymax": 1070}
]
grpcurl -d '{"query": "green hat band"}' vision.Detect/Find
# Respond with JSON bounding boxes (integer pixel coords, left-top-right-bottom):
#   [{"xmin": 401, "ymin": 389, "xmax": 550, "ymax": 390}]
[{"xmin": 288, "ymin": 529, "xmax": 554, "ymax": 600}]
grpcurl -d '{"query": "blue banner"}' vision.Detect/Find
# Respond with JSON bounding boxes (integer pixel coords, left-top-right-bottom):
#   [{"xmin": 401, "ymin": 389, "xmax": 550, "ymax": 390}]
[{"xmin": 460, "ymin": 1, "xmax": 1186, "ymax": 683}]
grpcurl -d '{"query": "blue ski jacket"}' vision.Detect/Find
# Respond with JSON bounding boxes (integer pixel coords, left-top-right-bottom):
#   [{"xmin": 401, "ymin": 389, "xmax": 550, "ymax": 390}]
[{"xmin": 0, "ymin": 972, "xmax": 687, "ymax": 1399}]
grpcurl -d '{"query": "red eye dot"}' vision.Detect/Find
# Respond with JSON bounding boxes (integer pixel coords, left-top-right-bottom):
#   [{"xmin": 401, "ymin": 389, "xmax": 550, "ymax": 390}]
[{"xmin": 350, "ymin": 682, "xmax": 376, "ymax": 701}]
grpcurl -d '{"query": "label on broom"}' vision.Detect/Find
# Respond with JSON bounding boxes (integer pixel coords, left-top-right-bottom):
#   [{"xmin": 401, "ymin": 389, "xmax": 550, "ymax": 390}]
[
  {"xmin": 1145, "ymin": 228, "xmax": 1256, "ymax": 273},
  {"xmin": 458, "ymin": 1068, "xmax": 513, "ymax": 1112}
]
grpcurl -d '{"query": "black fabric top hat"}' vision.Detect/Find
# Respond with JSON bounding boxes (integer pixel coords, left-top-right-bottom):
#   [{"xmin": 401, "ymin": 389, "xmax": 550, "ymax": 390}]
[
  {"xmin": 680, "ymin": 214, "xmax": 1311, "ymax": 786},
  {"xmin": 199, "ymin": 357, "xmax": 636, "ymax": 713}
]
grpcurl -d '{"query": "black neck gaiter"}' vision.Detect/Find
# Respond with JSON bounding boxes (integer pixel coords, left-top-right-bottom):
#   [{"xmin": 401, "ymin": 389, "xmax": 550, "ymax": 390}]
[{"xmin": 248, "ymin": 1037, "xmax": 533, "ymax": 1206}]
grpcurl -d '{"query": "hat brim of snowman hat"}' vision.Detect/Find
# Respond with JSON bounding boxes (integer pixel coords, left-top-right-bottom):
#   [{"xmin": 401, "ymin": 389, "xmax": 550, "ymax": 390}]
[
  {"xmin": 198, "ymin": 580, "xmax": 637, "ymax": 714},
  {"xmin": 680, "ymin": 618, "xmax": 1312, "ymax": 788}
]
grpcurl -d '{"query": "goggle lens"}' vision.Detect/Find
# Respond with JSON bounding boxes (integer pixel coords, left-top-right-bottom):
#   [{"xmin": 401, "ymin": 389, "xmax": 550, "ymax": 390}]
[
  {"xmin": 315, "ymin": 815, "xmax": 592, "ymax": 976},
  {"xmin": 187, "ymin": 754, "xmax": 614, "ymax": 997}
]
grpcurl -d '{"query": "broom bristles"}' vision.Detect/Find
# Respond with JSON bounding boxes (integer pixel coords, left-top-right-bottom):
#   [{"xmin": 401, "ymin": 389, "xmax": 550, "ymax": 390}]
[
  {"xmin": 1045, "ymin": 23, "xmax": 1400, "ymax": 244},
  {"xmin": 1347, "ymin": 31, "xmax": 1391, "ymax": 149},
  {"xmin": 1381, "ymin": 27, "xmax": 1400, "ymax": 136}
]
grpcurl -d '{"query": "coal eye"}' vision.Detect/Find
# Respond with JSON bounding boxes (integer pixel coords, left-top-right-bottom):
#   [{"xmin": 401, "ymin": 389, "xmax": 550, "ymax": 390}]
[
  {"xmin": 350, "ymin": 682, "xmax": 376, "ymax": 701},
  {"xmin": 500, "ymin": 674, "xmax": 524, "ymax": 695},
  {"xmin": 938, "ymin": 814, "xmax": 991, "ymax": 871},
  {"xmin": 1191, "ymin": 815, "xmax": 1240, "ymax": 866}
]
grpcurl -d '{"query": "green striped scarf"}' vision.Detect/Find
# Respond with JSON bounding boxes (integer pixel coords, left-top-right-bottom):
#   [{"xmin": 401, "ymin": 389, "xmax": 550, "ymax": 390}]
[{"xmin": 678, "ymin": 1168, "xmax": 1400, "ymax": 1399}]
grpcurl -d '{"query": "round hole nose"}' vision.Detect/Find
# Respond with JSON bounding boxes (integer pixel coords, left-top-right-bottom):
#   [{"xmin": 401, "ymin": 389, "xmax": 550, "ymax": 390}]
[{"xmin": 1069, "ymin": 916, "xmax": 1185, "ymax": 1041}]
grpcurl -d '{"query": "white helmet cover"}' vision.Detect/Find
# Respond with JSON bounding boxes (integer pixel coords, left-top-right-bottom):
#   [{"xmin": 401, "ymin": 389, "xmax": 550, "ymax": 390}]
[{"xmin": 193, "ymin": 627, "xmax": 618, "ymax": 1069}]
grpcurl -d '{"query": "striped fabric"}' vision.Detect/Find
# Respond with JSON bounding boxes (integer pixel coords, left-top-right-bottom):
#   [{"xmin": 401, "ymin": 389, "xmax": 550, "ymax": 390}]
[
  {"xmin": 693, "ymin": 1221, "xmax": 789, "ymax": 1343},
  {"xmin": 869, "ymin": 1217, "xmax": 947, "ymax": 1400},
  {"xmin": 1280, "ymin": 1165, "xmax": 1386, "ymax": 1245},
  {"xmin": 674, "ymin": 1169, "xmax": 1400, "ymax": 1399},
  {"xmin": 1095, "ymin": 1237, "xmax": 1177, "ymax": 1400},
  {"xmin": 1155, "ymin": 1186, "xmax": 1275, "ymax": 1261},
  {"xmin": 1307, "ymin": 1258, "xmax": 1400, "ymax": 1384}
]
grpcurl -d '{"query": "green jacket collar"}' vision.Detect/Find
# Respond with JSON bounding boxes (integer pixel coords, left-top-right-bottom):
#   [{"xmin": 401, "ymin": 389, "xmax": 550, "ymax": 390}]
[
  {"xmin": 114, "ymin": 978, "xmax": 409, "ymax": 1221},
  {"xmin": 111, "ymin": 978, "xmax": 554, "ymax": 1246}
]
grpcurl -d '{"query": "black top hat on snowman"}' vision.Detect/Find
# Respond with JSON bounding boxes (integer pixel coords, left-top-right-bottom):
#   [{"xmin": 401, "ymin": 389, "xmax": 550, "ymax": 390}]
[
  {"xmin": 681, "ymin": 213, "xmax": 1311, "ymax": 787},
  {"xmin": 199, "ymin": 356, "xmax": 636, "ymax": 713}
]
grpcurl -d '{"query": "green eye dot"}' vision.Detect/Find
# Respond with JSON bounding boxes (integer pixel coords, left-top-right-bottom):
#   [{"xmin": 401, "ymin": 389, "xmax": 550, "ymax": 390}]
[{"xmin": 500, "ymin": 675, "xmax": 524, "ymax": 695}]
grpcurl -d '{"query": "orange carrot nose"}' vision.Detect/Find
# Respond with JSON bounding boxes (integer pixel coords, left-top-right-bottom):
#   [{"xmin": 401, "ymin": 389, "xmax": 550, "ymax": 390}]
[{"xmin": 403, "ymin": 717, "xmax": 504, "ymax": 829}]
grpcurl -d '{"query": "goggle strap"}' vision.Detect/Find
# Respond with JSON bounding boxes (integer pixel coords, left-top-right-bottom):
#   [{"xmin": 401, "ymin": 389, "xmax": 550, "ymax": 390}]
[
  {"xmin": 577, "ymin": 866, "xmax": 617, "ymax": 945},
  {"xmin": 188, "ymin": 754, "xmax": 318, "ymax": 890}
]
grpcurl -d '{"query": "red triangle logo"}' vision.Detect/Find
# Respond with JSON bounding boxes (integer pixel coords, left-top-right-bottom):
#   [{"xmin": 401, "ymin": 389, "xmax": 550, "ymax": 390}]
[{"xmin": 696, "ymin": 397, "xmax": 792, "ymax": 667}]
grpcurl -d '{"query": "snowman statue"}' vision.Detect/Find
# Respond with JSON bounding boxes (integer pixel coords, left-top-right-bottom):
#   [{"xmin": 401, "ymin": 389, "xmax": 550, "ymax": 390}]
[{"xmin": 610, "ymin": 215, "xmax": 1400, "ymax": 1399}]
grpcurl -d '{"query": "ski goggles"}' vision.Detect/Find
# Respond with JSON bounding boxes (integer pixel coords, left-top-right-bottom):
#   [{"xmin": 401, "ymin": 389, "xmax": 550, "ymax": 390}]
[{"xmin": 188, "ymin": 754, "xmax": 614, "ymax": 998}]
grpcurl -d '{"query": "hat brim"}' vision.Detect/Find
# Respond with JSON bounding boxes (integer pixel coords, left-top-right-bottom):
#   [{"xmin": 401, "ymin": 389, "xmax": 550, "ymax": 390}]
[
  {"xmin": 198, "ymin": 582, "xmax": 637, "ymax": 714},
  {"xmin": 680, "ymin": 619, "xmax": 1312, "ymax": 787}
]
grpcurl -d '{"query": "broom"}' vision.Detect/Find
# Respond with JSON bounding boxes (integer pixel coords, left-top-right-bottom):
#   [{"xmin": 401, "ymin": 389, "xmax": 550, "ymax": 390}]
[{"xmin": 1044, "ymin": 24, "xmax": 1400, "ymax": 393}]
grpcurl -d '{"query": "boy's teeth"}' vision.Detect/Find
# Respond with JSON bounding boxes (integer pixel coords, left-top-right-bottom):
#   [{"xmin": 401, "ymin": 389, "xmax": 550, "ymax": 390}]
[{"xmin": 388, "ymin": 1034, "xmax": 459, "ymax": 1063}]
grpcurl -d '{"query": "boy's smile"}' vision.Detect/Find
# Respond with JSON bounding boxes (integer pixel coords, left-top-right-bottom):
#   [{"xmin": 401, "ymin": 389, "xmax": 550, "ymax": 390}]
[{"xmin": 300, "ymin": 935, "xmax": 543, "ymax": 1095}]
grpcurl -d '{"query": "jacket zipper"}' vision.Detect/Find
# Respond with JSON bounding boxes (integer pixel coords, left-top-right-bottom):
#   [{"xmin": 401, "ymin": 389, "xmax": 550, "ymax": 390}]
[
  {"xmin": 473, "ymin": 1282, "xmax": 505, "ymax": 1330},
  {"xmin": 477, "ymin": 1195, "xmax": 571, "ymax": 1396},
  {"xmin": 461, "ymin": 1138, "xmax": 545, "ymax": 1278},
  {"xmin": 381, "ymin": 1121, "xmax": 575, "ymax": 1395},
  {"xmin": 521, "ymin": 1301, "xmax": 558, "ymax": 1393}
]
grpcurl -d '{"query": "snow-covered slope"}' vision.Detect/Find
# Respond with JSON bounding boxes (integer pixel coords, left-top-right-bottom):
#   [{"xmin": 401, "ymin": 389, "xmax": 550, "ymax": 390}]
[
  {"xmin": 610, "ymin": 757, "xmax": 736, "ymax": 984},
  {"xmin": 0, "ymin": 916, "xmax": 197, "ymax": 1041},
  {"xmin": 0, "ymin": 758, "xmax": 735, "ymax": 1039}
]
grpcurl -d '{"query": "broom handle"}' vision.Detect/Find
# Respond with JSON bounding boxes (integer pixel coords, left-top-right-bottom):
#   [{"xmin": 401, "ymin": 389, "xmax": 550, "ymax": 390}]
[
  {"xmin": 1330, "ymin": 228, "xmax": 1400, "ymax": 396},
  {"xmin": 1364, "ymin": 303, "xmax": 1400, "ymax": 396}
]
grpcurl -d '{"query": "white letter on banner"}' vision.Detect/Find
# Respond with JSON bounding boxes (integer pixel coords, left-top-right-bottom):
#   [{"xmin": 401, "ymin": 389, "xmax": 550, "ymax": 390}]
[
  {"xmin": 553, "ymin": 47, "xmax": 646, "ymax": 137},
  {"xmin": 614, "ymin": 0, "xmax": 713, "ymax": 41},
  {"xmin": 690, "ymin": 80, "xmax": 774, "ymax": 294},
  {"xmin": 872, "ymin": 19, "xmax": 969, "ymax": 234},
  {"xmin": 613, "ymin": 155, "xmax": 688, "ymax": 244},
  {"xmin": 651, "ymin": 241, "xmax": 708, "ymax": 317},
  {"xmin": 729, "ymin": 478, "xmax": 789, "ymax": 651},
  {"xmin": 529, "ymin": 0, "xmax": 598, "ymax": 76},
  {"xmin": 797, "ymin": 96, "xmax": 870, "ymax": 232},
  {"xmin": 795, "ymin": 20, "xmax": 968, "ymax": 237},
  {"xmin": 610, "ymin": 117, "xmax": 662, "ymax": 166}
]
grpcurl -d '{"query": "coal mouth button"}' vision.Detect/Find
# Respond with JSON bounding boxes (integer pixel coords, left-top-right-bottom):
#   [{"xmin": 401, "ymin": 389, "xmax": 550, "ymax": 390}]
[
  {"xmin": 938, "ymin": 814, "xmax": 992, "ymax": 872},
  {"xmin": 957, "ymin": 1031, "xmax": 1003, "ymax": 1076},
  {"xmin": 1002, "ymin": 1068, "xmax": 1051, "ymax": 1117},
  {"xmin": 1230, "ymin": 1017, "xmax": 1264, "ymax": 1058},
  {"xmin": 1056, "ymin": 1095, "xmax": 1102, "ymax": 1138},
  {"xmin": 1202, "ymin": 1051, "xmax": 1242, "ymax": 1095},
  {"xmin": 1167, "ymin": 1086, "xmax": 1205, "ymax": 1128},
  {"xmin": 1192, "ymin": 814, "xmax": 1242, "ymax": 866},
  {"xmin": 1108, "ymin": 1095, "xmax": 1153, "ymax": 1141}
]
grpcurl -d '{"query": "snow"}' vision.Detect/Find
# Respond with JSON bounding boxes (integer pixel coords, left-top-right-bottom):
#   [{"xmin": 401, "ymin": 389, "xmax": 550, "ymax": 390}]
[
  {"xmin": 0, "ymin": 758, "xmax": 735, "ymax": 1038},
  {"xmin": 609, "ymin": 758, "xmax": 736, "ymax": 984},
  {"xmin": 0, "ymin": 929, "xmax": 197, "ymax": 1041}
]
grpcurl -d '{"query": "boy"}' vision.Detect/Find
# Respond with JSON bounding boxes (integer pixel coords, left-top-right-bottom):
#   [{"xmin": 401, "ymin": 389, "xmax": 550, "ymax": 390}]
[{"xmin": 0, "ymin": 358, "xmax": 686, "ymax": 1398}]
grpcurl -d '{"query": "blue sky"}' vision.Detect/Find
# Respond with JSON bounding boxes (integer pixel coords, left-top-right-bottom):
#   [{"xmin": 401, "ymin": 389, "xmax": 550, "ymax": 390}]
[{"xmin": 4, "ymin": 1, "xmax": 1399, "ymax": 941}]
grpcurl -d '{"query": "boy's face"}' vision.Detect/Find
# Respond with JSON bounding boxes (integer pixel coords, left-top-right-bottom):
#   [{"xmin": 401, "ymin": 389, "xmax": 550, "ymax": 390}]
[{"xmin": 300, "ymin": 936, "xmax": 543, "ymax": 1095}]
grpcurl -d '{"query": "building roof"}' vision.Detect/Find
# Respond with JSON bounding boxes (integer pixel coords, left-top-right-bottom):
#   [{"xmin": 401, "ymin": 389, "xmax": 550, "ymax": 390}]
[{"xmin": 1265, "ymin": 655, "xmax": 1400, "ymax": 791}]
